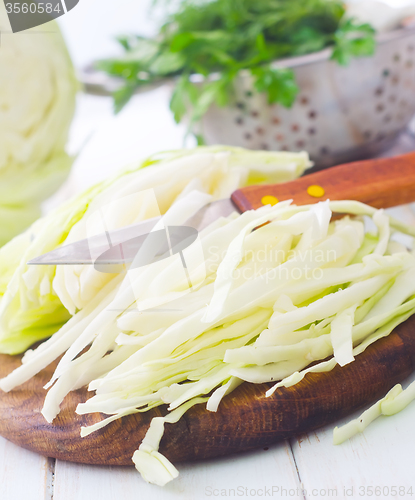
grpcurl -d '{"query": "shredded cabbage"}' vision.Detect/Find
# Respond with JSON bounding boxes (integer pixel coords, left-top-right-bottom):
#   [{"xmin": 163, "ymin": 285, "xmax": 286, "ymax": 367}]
[
  {"xmin": 1, "ymin": 146, "xmax": 415, "ymax": 486},
  {"xmin": 0, "ymin": 146, "xmax": 310, "ymax": 353}
]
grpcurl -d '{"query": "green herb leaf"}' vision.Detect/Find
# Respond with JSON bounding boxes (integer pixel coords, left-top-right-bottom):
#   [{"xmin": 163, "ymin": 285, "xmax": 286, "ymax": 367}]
[
  {"xmin": 331, "ymin": 18, "xmax": 376, "ymax": 66},
  {"xmin": 190, "ymin": 74, "xmax": 232, "ymax": 123},
  {"xmin": 170, "ymin": 75, "xmax": 191, "ymax": 123},
  {"xmin": 252, "ymin": 67, "xmax": 299, "ymax": 107},
  {"xmin": 99, "ymin": 0, "xmax": 376, "ymax": 132},
  {"xmin": 113, "ymin": 84, "xmax": 137, "ymax": 114},
  {"xmin": 149, "ymin": 51, "xmax": 186, "ymax": 75}
]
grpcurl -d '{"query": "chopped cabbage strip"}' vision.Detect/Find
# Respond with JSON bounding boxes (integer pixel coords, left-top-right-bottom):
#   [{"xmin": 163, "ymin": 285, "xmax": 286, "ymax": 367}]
[
  {"xmin": 333, "ymin": 380, "xmax": 415, "ymax": 445},
  {"xmin": 266, "ymin": 300, "xmax": 415, "ymax": 397},
  {"xmin": 372, "ymin": 210, "xmax": 390, "ymax": 256},
  {"xmin": 132, "ymin": 397, "xmax": 208, "ymax": 486},
  {"xmin": 206, "ymin": 376, "xmax": 242, "ymax": 412},
  {"xmin": 329, "ymin": 305, "xmax": 356, "ymax": 367},
  {"xmin": 203, "ymin": 202, "xmax": 332, "ymax": 323}
]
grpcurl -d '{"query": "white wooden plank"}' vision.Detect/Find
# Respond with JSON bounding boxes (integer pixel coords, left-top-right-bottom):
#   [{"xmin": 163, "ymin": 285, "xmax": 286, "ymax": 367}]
[
  {"xmin": 54, "ymin": 441, "xmax": 304, "ymax": 500},
  {"xmin": 0, "ymin": 437, "xmax": 53, "ymax": 500},
  {"xmin": 291, "ymin": 357, "xmax": 415, "ymax": 499}
]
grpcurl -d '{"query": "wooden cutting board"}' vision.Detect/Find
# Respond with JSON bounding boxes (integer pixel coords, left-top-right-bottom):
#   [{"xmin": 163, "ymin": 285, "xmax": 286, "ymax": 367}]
[
  {"xmin": 0, "ymin": 317, "xmax": 414, "ymax": 466},
  {"xmin": 1, "ymin": 153, "xmax": 415, "ymax": 465}
]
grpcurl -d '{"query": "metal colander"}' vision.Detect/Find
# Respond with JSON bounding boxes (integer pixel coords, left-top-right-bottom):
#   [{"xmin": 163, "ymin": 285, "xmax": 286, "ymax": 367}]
[{"xmin": 192, "ymin": 27, "xmax": 415, "ymax": 168}]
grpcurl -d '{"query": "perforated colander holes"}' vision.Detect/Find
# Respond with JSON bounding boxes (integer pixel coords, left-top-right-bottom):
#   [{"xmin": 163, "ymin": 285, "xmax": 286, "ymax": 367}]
[
  {"xmin": 234, "ymin": 99, "xmax": 246, "ymax": 127},
  {"xmin": 403, "ymin": 44, "xmax": 415, "ymax": 94},
  {"xmin": 298, "ymin": 106, "xmax": 320, "ymax": 152},
  {"xmin": 376, "ymin": 103, "xmax": 385, "ymax": 113},
  {"xmin": 235, "ymin": 89, "xmax": 321, "ymax": 152},
  {"xmin": 296, "ymin": 98, "xmax": 320, "ymax": 152},
  {"xmin": 233, "ymin": 90, "xmax": 259, "ymax": 143},
  {"xmin": 391, "ymin": 48, "xmax": 415, "ymax": 115},
  {"xmin": 281, "ymin": 95, "xmax": 319, "ymax": 153},
  {"xmin": 376, "ymin": 132, "xmax": 386, "ymax": 142},
  {"xmin": 375, "ymin": 50, "xmax": 409, "ymax": 131}
]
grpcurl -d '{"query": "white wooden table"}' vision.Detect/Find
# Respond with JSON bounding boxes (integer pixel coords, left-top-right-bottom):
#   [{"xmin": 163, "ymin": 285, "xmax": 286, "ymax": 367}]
[
  {"xmin": 2, "ymin": 83, "xmax": 415, "ymax": 500},
  {"xmin": 3, "ymin": 3, "xmax": 415, "ymax": 498}
]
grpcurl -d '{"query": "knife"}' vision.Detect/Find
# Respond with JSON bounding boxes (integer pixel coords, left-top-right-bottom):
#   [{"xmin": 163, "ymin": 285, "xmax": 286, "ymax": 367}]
[{"xmin": 28, "ymin": 152, "xmax": 415, "ymax": 267}]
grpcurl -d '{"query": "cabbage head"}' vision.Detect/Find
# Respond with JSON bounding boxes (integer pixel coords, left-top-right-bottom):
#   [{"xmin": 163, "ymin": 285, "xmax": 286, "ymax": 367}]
[{"xmin": 0, "ymin": 5, "xmax": 78, "ymax": 246}]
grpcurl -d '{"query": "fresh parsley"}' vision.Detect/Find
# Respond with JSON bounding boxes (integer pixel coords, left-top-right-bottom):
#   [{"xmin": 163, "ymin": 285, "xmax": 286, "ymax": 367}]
[{"xmin": 97, "ymin": 0, "xmax": 376, "ymax": 131}]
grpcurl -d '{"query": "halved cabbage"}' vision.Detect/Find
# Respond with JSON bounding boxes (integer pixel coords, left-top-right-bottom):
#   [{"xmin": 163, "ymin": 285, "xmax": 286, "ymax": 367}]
[
  {"xmin": 0, "ymin": 4, "xmax": 78, "ymax": 246},
  {"xmin": 0, "ymin": 146, "xmax": 310, "ymax": 353}
]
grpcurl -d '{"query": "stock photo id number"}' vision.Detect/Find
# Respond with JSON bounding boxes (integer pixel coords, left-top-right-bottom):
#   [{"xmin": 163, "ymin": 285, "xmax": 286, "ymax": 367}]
[{"xmin": 3, "ymin": 0, "xmax": 79, "ymax": 31}]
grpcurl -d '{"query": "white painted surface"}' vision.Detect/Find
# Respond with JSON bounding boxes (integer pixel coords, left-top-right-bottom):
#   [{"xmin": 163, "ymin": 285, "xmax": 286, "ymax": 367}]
[
  {"xmin": 53, "ymin": 442, "xmax": 303, "ymax": 500},
  {"xmin": 0, "ymin": 438, "xmax": 52, "ymax": 500},
  {"xmin": 2, "ymin": 2, "xmax": 415, "ymax": 497},
  {"xmin": 293, "ymin": 372, "xmax": 415, "ymax": 500}
]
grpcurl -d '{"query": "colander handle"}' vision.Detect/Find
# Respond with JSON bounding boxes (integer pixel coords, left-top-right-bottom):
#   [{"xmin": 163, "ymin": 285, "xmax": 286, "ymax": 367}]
[{"xmin": 231, "ymin": 152, "xmax": 415, "ymax": 212}]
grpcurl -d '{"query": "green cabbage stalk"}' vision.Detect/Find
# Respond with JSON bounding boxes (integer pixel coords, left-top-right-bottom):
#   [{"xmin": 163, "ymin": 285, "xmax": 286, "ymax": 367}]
[{"xmin": 0, "ymin": 5, "xmax": 78, "ymax": 246}]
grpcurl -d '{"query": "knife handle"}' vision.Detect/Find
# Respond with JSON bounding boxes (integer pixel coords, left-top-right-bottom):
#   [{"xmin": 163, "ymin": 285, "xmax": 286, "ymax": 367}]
[{"xmin": 231, "ymin": 152, "xmax": 415, "ymax": 212}]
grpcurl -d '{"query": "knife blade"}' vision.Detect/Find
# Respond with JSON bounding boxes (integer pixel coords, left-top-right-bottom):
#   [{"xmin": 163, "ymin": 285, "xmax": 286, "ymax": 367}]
[{"xmin": 27, "ymin": 198, "xmax": 238, "ymax": 266}]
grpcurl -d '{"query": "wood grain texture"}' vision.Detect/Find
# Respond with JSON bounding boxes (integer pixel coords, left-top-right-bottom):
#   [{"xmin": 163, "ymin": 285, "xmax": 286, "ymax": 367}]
[
  {"xmin": 0, "ymin": 315, "xmax": 414, "ymax": 466},
  {"xmin": 232, "ymin": 152, "xmax": 415, "ymax": 211}
]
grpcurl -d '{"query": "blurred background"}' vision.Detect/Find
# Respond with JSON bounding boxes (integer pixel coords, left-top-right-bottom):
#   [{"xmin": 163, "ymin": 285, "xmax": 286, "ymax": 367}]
[
  {"xmin": 52, "ymin": 0, "xmax": 415, "ymax": 194},
  {"xmin": 58, "ymin": 0, "xmax": 415, "ymax": 70},
  {"xmin": 54, "ymin": 0, "xmax": 187, "ymax": 195},
  {"xmin": 40, "ymin": 0, "xmax": 415, "ymax": 203}
]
